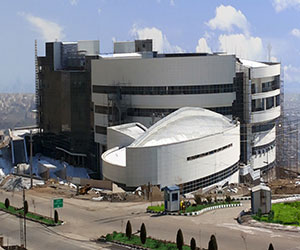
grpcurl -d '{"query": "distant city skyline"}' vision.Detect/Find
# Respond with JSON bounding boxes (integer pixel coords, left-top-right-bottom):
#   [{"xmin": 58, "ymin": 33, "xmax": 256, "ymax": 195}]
[{"xmin": 1, "ymin": 0, "xmax": 300, "ymax": 93}]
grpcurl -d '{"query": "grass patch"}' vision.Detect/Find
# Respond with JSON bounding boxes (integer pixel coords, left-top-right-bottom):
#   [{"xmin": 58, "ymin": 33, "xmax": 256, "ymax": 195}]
[
  {"xmin": 106, "ymin": 231, "xmax": 190, "ymax": 250},
  {"xmin": 147, "ymin": 202, "xmax": 240, "ymax": 213},
  {"xmin": 252, "ymin": 201, "xmax": 300, "ymax": 226},
  {"xmin": 0, "ymin": 201, "xmax": 62, "ymax": 226}
]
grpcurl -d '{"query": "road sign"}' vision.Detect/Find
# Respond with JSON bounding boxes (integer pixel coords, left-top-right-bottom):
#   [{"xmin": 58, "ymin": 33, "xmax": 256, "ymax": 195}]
[{"xmin": 53, "ymin": 198, "xmax": 63, "ymax": 209}]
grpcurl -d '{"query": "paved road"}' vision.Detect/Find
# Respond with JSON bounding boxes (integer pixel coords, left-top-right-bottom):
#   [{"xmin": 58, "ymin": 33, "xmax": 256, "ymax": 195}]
[{"xmin": 1, "ymin": 189, "xmax": 300, "ymax": 250}]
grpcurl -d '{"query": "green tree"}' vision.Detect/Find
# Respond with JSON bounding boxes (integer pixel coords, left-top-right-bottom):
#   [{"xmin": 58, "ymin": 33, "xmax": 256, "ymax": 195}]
[
  {"xmin": 140, "ymin": 223, "xmax": 147, "ymax": 244},
  {"xmin": 24, "ymin": 200, "xmax": 28, "ymax": 215},
  {"xmin": 176, "ymin": 229, "xmax": 184, "ymax": 250},
  {"xmin": 126, "ymin": 220, "xmax": 132, "ymax": 239},
  {"xmin": 54, "ymin": 210, "xmax": 59, "ymax": 224},
  {"xmin": 4, "ymin": 198, "xmax": 9, "ymax": 209},
  {"xmin": 190, "ymin": 237, "xmax": 196, "ymax": 250},
  {"xmin": 208, "ymin": 234, "xmax": 218, "ymax": 250},
  {"xmin": 268, "ymin": 243, "xmax": 274, "ymax": 250}
]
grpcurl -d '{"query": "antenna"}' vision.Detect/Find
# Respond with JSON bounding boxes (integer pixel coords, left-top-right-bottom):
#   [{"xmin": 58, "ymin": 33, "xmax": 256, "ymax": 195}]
[{"xmin": 267, "ymin": 43, "xmax": 272, "ymax": 62}]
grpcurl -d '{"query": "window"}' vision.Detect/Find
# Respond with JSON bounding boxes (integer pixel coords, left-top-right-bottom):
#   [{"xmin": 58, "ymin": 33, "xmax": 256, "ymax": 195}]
[
  {"xmin": 266, "ymin": 97, "xmax": 274, "ymax": 110},
  {"xmin": 172, "ymin": 193, "xmax": 178, "ymax": 201},
  {"xmin": 187, "ymin": 143, "xmax": 233, "ymax": 161}
]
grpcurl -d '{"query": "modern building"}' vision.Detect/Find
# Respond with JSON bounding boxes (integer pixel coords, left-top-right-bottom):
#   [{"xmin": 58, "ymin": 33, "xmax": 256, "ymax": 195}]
[
  {"xmin": 37, "ymin": 40, "xmax": 101, "ymax": 177},
  {"xmin": 102, "ymin": 107, "xmax": 240, "ymax": 193},
  {"xmin": 92, "ymin": 40, "xmax": 281, "ymax": 182}
]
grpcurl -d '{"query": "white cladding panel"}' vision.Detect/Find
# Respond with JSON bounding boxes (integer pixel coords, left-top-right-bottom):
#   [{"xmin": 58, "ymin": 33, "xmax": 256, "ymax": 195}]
[
  {"xmin": 251, "ymin": 64, "xmax": 280, "ymax": 79},
  {"xmin": 92, "ymin": 55, "xmax": 236, "ymax": 86},
  {"xmin": 252, "ymin": 146, "xmax": 276, "ymax": 170},
  {"xmin": 253, "ymin": 127, "xmax": 276, "ymax": 147},
  {"xmin": 78, "ymin": 40, "xmax": 100, "ymax": 55},
  {"xmin": 251, "ymin": 106, "xmax": 281, "ymax": 124},
  {"xmin": 114, "ymin": 42, "xmax": 135, "ymax": 53},
  {"xmin": 124, "ymin": 125, "xmax": 240, "ymax": 187}
]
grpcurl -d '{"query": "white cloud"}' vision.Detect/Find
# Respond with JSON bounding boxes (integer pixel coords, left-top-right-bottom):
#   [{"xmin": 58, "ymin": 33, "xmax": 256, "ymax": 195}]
[
  {"xmin": 20, "ymin": 12, "xmax": 65, "ymax": 41},
  {"xmin": 170, "ymin": 0, "xmax": 175, "ymax": 6},
  {"xmin": 207, "ymin": 5, "xmax": 249, "ymax": 34},
  {"xmin": 291, "ymin": 28, "xmax": 300, "ymax": 38},
  {"xmin": 196, "ymin": 38, "xmax": 212, "ymax": 53},
  {"xmin": 218, "ymin": 34, "xmax": 264, "ymax": 60},
  {"xmin": 131, "ymin": 25, "xmax": 184, "ymax": 53},
  {"xmin": 284, "ymin": 65, "xmax": 300, "ymax": 83},
  {"xmin": 273, "ymin": 0, "xmax": 300, "ymax": 12},
  {"xmin": 98, "ymin": 8, "xmax": 102, "ymax": 15},
  {"xmin": 70, "ymin": 0, "xmax": 78, "ymax": 6}
]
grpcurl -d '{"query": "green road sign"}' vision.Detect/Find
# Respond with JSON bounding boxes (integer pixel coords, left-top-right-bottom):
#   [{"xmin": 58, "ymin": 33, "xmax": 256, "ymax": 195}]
[{"xmin": 53, "ymin": 198, "xmax": 63, "ymax": 209}]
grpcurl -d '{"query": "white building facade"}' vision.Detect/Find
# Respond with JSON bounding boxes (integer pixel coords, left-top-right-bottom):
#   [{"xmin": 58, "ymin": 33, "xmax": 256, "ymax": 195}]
[
  {"xmin": 102, "ymin": 108, "xmax": 240, "ymax": 193},
  {"xmin": 91, "ymin": 41, "xmax": 281, "ymax": 184}
]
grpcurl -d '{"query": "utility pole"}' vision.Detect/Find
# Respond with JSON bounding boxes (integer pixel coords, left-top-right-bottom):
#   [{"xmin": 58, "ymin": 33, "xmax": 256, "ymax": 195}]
[
  {"xmin": 30, "ymin": 130, "xmax": 33, "ymax": 189},
  {"xmin": 23, "ymin": 188, "xmax": 27, "ymax": 248}
]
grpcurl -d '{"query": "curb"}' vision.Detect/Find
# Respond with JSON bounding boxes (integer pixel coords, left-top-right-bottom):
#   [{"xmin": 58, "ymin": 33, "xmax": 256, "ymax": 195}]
[{"xmin": 147, "ymin": 203, "xmax": 242, "ymax": 216}]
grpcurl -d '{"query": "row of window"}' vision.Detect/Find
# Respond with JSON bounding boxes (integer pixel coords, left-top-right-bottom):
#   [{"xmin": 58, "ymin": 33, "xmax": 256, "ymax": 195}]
[
  {"xmin": 95, "ymin": 106, "xmax": 233, "ymax": 117},
  {"xmin": 251, "ymin": 94, "xmax": 280, "ymax": 112},
  {"xmin": 95, "ymin": 125, "xmax": 107, "ymax": 135},
  {"xmin": 187, "ymin": 143, "xmax": 233, "ymax": 161},
  {"xmin": 93, "ymin": 84, "xmax": 234, "ymax": 95},
  {"xmin": 252, "ymin": 123, "xmax": 275, "ymax": 133},
  {"xmin": 182, "ymin": 162, "xmax": 239, "ymax": 194},
  {"xmin": 252, "ymin": 140, "xmax": 276, "ymax": 156},
  {"xmin": 251, "ymin": 79, "xmax": 280, "ymax": 94}
]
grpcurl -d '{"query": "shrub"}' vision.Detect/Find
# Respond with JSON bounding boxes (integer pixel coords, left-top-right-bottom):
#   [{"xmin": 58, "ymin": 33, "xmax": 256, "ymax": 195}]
[
  {"xmin": 268, "ymin": 243, "xmax": 274, "ymax": 250},
  {"xmin": 24, "ymin": 200, "xmax": 28, "ymax": 215},
  {"xmin": 208, "ymin": 234, "xmax": 218, "ymax": 250},
  {"xmin": 4, "ymin": 198, "xmax": 9, "ymax": 209},
  {"xmin": 268, "ymin": 210, "xmax": 274, "ymax": 222},
  {"xmin": 176, "ymin": 229, "xmax": 184, "ymax": 250},
  {"xmin": 140, "ymin": 223, "xmax": 147, "ymax": 244},
  {"xmin": 206, "ymin": 196, "xmax": 212, "ymax": 204},
  {"xmin": 126, "ymin": 220, "xmax": 132, "ymax": 239},
  {"xmin": 194, "ymin": 195, "xmax": 202, "ymax": 205},
  {"xmin": 257, "ymin": 208, "xmax": 262, "ymax": 219},
  {"xmin": 106, "ymin": 233, "xmax": 112, "ymax": 241},
  {"xmin": 225, "ymin": 195, "xmax": 231, "ymax": 204},
  {"xmin": 190, "ymin": 237, "xmax": 196, "ymax": 250},
  {"xmin": 54, "ymin": 210, "xmax": 59, "ymax": 224}
]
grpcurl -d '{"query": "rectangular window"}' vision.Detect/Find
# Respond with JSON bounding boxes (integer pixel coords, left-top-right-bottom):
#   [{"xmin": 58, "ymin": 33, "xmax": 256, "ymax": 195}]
[{"xmin": 172, "ymin": 193, "xmax": 178, "ymax": 201}]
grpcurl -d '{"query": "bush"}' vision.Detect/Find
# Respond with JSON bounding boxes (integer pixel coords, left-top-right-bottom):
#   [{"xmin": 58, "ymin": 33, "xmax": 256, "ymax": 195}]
[
  {"xmin": 206, "ymin": 196, "xmax": 212, "ymax": 204},
  {"xmin": 4, "ymin": 198, "xmax": 9, "ymax": 209},
  {"xmin": 24, "ymin": 200, "xmax": 28, "ymax": 215},
  {"xmin": 176, "ymin": 229, "xmax": 184, "ymax": 250},
  {"xmin": 54, "ymin": 210, "xmax": 59, "ymax": 224},
  {"xmin": 268, "ymin": 210, "xmax": 274, "ymax": 222},
  {"xmin": 140, "ymin": 223, "xmax": 147, "ymax": 244},
  {"xmin": 194, "ymin": 195, "xmax": 202, "ymax": 205},
  {"xmin": 257, "ymin": 208, "xmax": 262, "ymax": 219},
  {"xmin": 268, "ymin": 243, "xmax": 274, "ymax": 250},
  {"xmin": 190, "ymin": 237, "xmax": 196, "ymax": 250},
  {"xmin": 225, "ymin": 195, "xmax": 231, "ymax": 204},
  {"xmin": 208, "ymin": 234, "xmax": 218, "ymax": 250},
  {"xmin": 126, "ymin": 220, "xmax": 132, "ymax": 239}
]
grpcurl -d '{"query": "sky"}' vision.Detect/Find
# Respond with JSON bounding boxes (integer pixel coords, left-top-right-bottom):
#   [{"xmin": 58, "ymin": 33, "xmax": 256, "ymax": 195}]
[{"xmin": 1, "ymin": 0, "xmax": 300, "ymax": 93}]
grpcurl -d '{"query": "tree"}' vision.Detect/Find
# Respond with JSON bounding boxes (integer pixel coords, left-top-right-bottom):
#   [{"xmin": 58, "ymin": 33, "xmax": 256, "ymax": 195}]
[
  {"xmin": 176, "ymin": 229, "xmax": 184, "ymax": 250},
  {"xmin": 24, "ymin": 200, "xmax": 28, "ymax": 215},
  {"xmin": 208, "ymin": 234, "xmax": 218, "ymax": 250},
  {"xmin": 190, "ymin": 237, "xmax": 196, "ymax": 250},
  {"xmin": 268, "ymin": 243, "xmax": 274, "ymax": 250},
  {"xmin": 54, "ymin": 210, "xmax": 59, "ymax": 224},
  {"xmin": 126, "ymin": 220, "xmax": 132, "ymax": 239},
  {"xmin": 140, "ymin": 223, "xmax": 147, "ymax": 244},
  {"xmin": 4, "ymin": 198, "xmax": 9, "ymax": 209}
]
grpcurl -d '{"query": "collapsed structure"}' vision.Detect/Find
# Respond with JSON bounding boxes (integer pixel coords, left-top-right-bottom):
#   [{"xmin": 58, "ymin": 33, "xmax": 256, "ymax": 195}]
[{"xmin": 37, "ymin": 39, "xmax": 281, "ymax": 190}]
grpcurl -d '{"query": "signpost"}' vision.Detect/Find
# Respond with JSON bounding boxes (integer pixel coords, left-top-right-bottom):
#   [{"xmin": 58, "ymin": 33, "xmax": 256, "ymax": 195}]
[{"xmin": 53, "ymin": 198, "xmax": 63, "ymax": 209}]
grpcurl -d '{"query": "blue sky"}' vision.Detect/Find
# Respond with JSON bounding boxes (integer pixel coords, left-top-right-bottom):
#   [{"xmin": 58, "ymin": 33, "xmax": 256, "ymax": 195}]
[{"xmin": 1, "ymin": 0, "xmax": 300, "ymax": 93}]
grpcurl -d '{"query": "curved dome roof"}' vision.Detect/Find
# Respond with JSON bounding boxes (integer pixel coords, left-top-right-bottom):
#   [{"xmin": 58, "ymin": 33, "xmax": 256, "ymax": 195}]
[{"xmin": 130, "ymin": 107, "xmax": 236, "ymax": 147}]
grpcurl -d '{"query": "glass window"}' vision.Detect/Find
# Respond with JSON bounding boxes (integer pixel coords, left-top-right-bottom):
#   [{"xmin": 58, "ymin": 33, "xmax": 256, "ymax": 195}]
[{"xmin": 172, "ymin": 193, "xmax": 178, "ymax": 201}]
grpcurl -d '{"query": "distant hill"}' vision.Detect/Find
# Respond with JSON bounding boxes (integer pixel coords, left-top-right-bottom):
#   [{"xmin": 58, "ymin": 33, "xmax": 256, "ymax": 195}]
[{"xmin": 0, "ymin": 93, "xmax": 36, "ymax": 130}]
